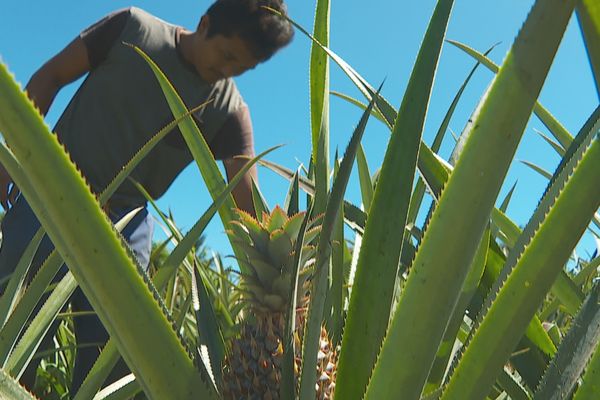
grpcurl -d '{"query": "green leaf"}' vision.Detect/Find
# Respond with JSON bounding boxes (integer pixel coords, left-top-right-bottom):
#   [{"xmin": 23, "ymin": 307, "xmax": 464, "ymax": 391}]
[
  {"xmin": 336, "ymin": 1, "xmax": 454, "ymax": 398},
  {"xmin": 0, "ymin": 228, "xmax": 43, "ymax": 328},
  {"xmin": 356, "ymin": 144, "xmax": 373, "ymax": 211},
  {"xmin": 367, "ymin": 1, "xmax": 577, "ymax": 398},
  {"xmin": 535, "ymin": 129, "xmax": 566, "ymax": 156},
  {"xmin": 280, "ymin": 205, "xmax": 313, "ymax": 400},
  {"xmin": 282, "ymin": 212, "xmax": 305, "ymax": 241},
  {"xmin": 267, "ymin": 206, "xmax": 288, "ymax": 233},
  {"xmin": 521, "ymin": 160, "xmax": 553, "ymax": 180},
  {"xmin": 73, "ymin": 340, "xmax": 119, "ymax": 400},
  {"xmin": 191, "ymin": 261, "xmax": 224, "ymax": 388},
  {"xmin": 298, "ymin": 87, "xmax": 377, "ymax": 400},
  {"xmin": 0, "ymin": 250, "xmax": 63, "ymax": 367},
  {"xmin": 551, "ymin": 270, "xmax": 586, "ymax": 315},
  {"xmin": 310, "ymin": 0, "xmax": 331, "ymax": 215},
  {"xmin": 497, "ymin": 368, "xmax": 532, "ymax": 400},
  {"xmin": 267, "ymin": 229, "xmax": 293, "ymax": 270},
  {"xmin": 93, "ymin": 374, "xmax": 140, "ymax": 400},
  {"xmin": 324, "ymin": 158, "xmax": 345, "ymax": 346},
  {"xmin": 540, "ymin": 256, "xmax": 600, "ymax": 320},
  {"xmin": 251, "ymin": 179, "xmax": 270, "ymax": 221},
  {"xmin": 572, "ymin": 332, "xmax": 600, "ymax": 399},
  {"xmin": 435, "ymin": 43, "xmax": 499, "ymax": 154},
  {"xmin": 283, "ymin": 171, "xmax": 300, "ymax": 217},
  {"xmin": 499, "ymin": 181, "xmax": 517, "ymax": 213},
  {"xmin": 576, "ymin": 0, "xmax": 600, "ymax": 99},
  {"xmin": 331, "ymin": 91, "xmax": 387, "ymax": 125},
  {"xmin": 535, "ymin": 282, "xmax": 600, "ymax": 399},
  {"xmin": 424, "ymin": 227, "xmax": 490, "ymax": 393},
  {"xmin": 6, "ymin": 273, "xmax": 77, "ymax": 379},
  {"xmin": 0, "ymin": 368, "xmax": 38, "ymax": 400},
  {"xmin": 408, "ymin": 44, "xmax": 495, "ymax": 253},
  {"xmin": 258, "ymin": 158, "xmax": 316, "ymax": 194}
]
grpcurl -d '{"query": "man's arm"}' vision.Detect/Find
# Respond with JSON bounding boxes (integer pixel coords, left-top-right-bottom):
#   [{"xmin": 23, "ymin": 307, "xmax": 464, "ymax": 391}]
[
  {"xmin": 210, "ymin": 102, "xmax": 257, "ymax": 217},
  {"xmin": 25, "ymin": 37, "xmax": 91, "ymax": 116},
  {"xmin": 224, "ymin": 157, "xmax": 257, "ymax": 217},
  {"xmin": 0, "ymin": 36, "xmax": 90, "ymax": 209}
]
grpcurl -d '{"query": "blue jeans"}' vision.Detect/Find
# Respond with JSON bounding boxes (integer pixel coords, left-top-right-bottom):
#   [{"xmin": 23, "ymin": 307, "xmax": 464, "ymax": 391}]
[{"xmin": 0, "ymin": 195, "xmax": 153, "ymax": 392}]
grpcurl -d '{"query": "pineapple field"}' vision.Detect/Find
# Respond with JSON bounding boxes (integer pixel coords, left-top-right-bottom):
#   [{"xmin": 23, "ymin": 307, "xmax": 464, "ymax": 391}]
[{"xmin": 0, "ymin": 0, "xmax": 599, "ymax": 399}]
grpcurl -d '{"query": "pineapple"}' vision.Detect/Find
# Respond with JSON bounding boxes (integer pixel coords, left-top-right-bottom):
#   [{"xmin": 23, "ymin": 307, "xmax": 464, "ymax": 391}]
[{"xmin": 221, "ymin": 206, "xmax": 337, "ymax": 400}]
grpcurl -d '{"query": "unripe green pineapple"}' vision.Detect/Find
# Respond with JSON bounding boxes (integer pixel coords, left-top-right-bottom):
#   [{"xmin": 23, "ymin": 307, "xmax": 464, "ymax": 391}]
[{"xmin": 221, "ymin": 206, "xmax": 337, "ymax": 400}]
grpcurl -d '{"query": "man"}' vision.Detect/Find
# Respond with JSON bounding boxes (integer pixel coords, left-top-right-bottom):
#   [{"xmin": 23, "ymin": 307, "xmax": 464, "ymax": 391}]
[{"xmin": 0, "ymin": 0, "xmax": 293, "ymax": 392}]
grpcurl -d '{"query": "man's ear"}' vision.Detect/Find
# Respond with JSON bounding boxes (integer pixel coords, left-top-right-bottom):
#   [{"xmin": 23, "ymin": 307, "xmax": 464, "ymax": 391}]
[{"xmin": 197, "ymin": 15, "xmax": 210, "ymax": 34}]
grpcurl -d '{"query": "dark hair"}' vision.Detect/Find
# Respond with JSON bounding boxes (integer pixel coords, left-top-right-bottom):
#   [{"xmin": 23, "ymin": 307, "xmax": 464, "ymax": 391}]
[{"xmin": 203, "ymin": 0, "xmax": 294, "ymax": 61}]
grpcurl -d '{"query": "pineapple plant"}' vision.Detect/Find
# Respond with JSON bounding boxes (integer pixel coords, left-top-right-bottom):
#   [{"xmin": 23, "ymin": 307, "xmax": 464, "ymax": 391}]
[{"xmin": 221, "ymin": 206, "xmax": 337, "ymax": 400}]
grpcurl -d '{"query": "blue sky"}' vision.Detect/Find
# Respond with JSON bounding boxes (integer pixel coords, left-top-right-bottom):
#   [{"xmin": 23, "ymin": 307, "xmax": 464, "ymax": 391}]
[{"xmin": 1, "ymin": 1, "xmax": 598, "ymax": 263}]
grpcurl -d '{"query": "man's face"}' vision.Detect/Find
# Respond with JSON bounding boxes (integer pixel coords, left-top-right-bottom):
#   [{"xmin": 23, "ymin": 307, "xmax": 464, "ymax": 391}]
[{"xmin": 192, "ymin": 17, "xmax": 260, "ymax": 83}]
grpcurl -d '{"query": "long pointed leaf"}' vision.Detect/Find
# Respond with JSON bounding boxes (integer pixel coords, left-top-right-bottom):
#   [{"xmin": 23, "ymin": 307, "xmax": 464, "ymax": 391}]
[
  {"xmin": 572, "ymin": 331, "xmax": 600, "ymax": 399},
  {"xmin": 521, "ymin": 160, "xmax": 553, "ymax": 180},
  {"xmin": 323, "ymin": 158, "xmax": 345, "ymax": 346},
  {"xmin": 191, "ymin": 262, "xmax": 223, "ymax": 387},
  {"xmin": 309, "ymin": 0, "xmax": 331, "ymax": 215},
  {"xmin": 0, "ymin": 368, "xmax": 38, "ymax": 400},
  {"xmin": 281, "ymin": 204, "xmax": 313, "ymax": 400},
  {"xmin": 535, "ymin": 281, "xmax": 600, "ymax": 399},
  {"xmin": 298, "ymin": 89, "xmax": 377, "ymax": 400},
  {"xmin": 6, "ymin": 272, "xmax": 77, "ymax": 379},
  {"xmin": 0, "ymin": 229, "xmax": 43, "ymax": 327},
  {"xmin": 283, "ymin": 171, "xmax": 300, "ymax": 217},
  {"xmin": 356, "ymin": 144, "xmax": 373, "ymax": 211},
  {"xmin": 536, "ymin": 129, "xmax": 566, "ymax": 156},
  {"xmin": 331, "ymin": 91, "xmax": 387, "ymax": 124},
  {"xmin": 251, "ymin": 179, "xmax": 269, "ymax": 220},
  {"xmin": 424, "ymin": 227, "xmax": 489, "ymax": 393},
  {"xmin": 576, "ymin": 0, "xmax": 600, "ymax": 100},
  {"xmin": 0, "ymin": 250, "xmax": 63, "ymax": 367}
]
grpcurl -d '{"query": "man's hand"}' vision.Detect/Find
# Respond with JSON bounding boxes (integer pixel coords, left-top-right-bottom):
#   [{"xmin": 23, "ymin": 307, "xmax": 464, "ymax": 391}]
[{"xmin": 0, "ymin": 164, "xmax": 19, "ymax": 210}]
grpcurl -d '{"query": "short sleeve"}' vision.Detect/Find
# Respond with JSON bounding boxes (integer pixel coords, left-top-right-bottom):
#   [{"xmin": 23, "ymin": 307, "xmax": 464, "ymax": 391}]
[
  {"xmin": 80, "ymin": 8, "xmax": 131, "ymax": 69},
  {"xmin": 210, "ymin": 104, "xmax": 255, "ymax": 160}
]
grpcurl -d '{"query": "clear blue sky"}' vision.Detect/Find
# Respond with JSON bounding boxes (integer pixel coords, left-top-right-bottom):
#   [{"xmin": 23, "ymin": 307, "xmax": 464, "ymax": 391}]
[{"xmin": 1, "ymin": 1, "xmax": 598, "ymax": 264}]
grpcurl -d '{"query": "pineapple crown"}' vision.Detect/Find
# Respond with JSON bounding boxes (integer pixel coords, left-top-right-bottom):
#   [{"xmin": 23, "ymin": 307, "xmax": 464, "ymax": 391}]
[{"xmin": 229, "ymin": 206, "xmax": 321, "ymax": 313}]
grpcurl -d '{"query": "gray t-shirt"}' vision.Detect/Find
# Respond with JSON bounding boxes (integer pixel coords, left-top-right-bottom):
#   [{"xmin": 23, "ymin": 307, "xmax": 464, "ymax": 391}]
[{"xmin": 55, "ymin": 7, "xmax": 254, "ymax": 207}]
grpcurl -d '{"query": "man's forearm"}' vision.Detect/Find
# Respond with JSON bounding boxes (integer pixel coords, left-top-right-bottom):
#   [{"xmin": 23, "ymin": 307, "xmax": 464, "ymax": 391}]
[
  {"xmin": 24, "ymin": 37, "xmax": 92, "ymax": 118},
  {"xmin": 225, "ymin": 158, "xmax": 257, "ymax": 217},
  {"xmin": 25, "ymin": 71, "xmax": 61, "ymax": 117},
  {"xmin": 232, "ymin": 171, "xmax": 257, "ymax": 217}
]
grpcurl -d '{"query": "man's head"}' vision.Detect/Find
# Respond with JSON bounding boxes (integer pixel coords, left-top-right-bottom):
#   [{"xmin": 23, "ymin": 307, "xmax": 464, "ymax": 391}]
[
  {"xmin": 185, "ymin": 0, "xmax": 294, "ymax": 83},
  {"xmin": 204, "ymin": 0, "xmax": 294, "ymax": 62}
]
